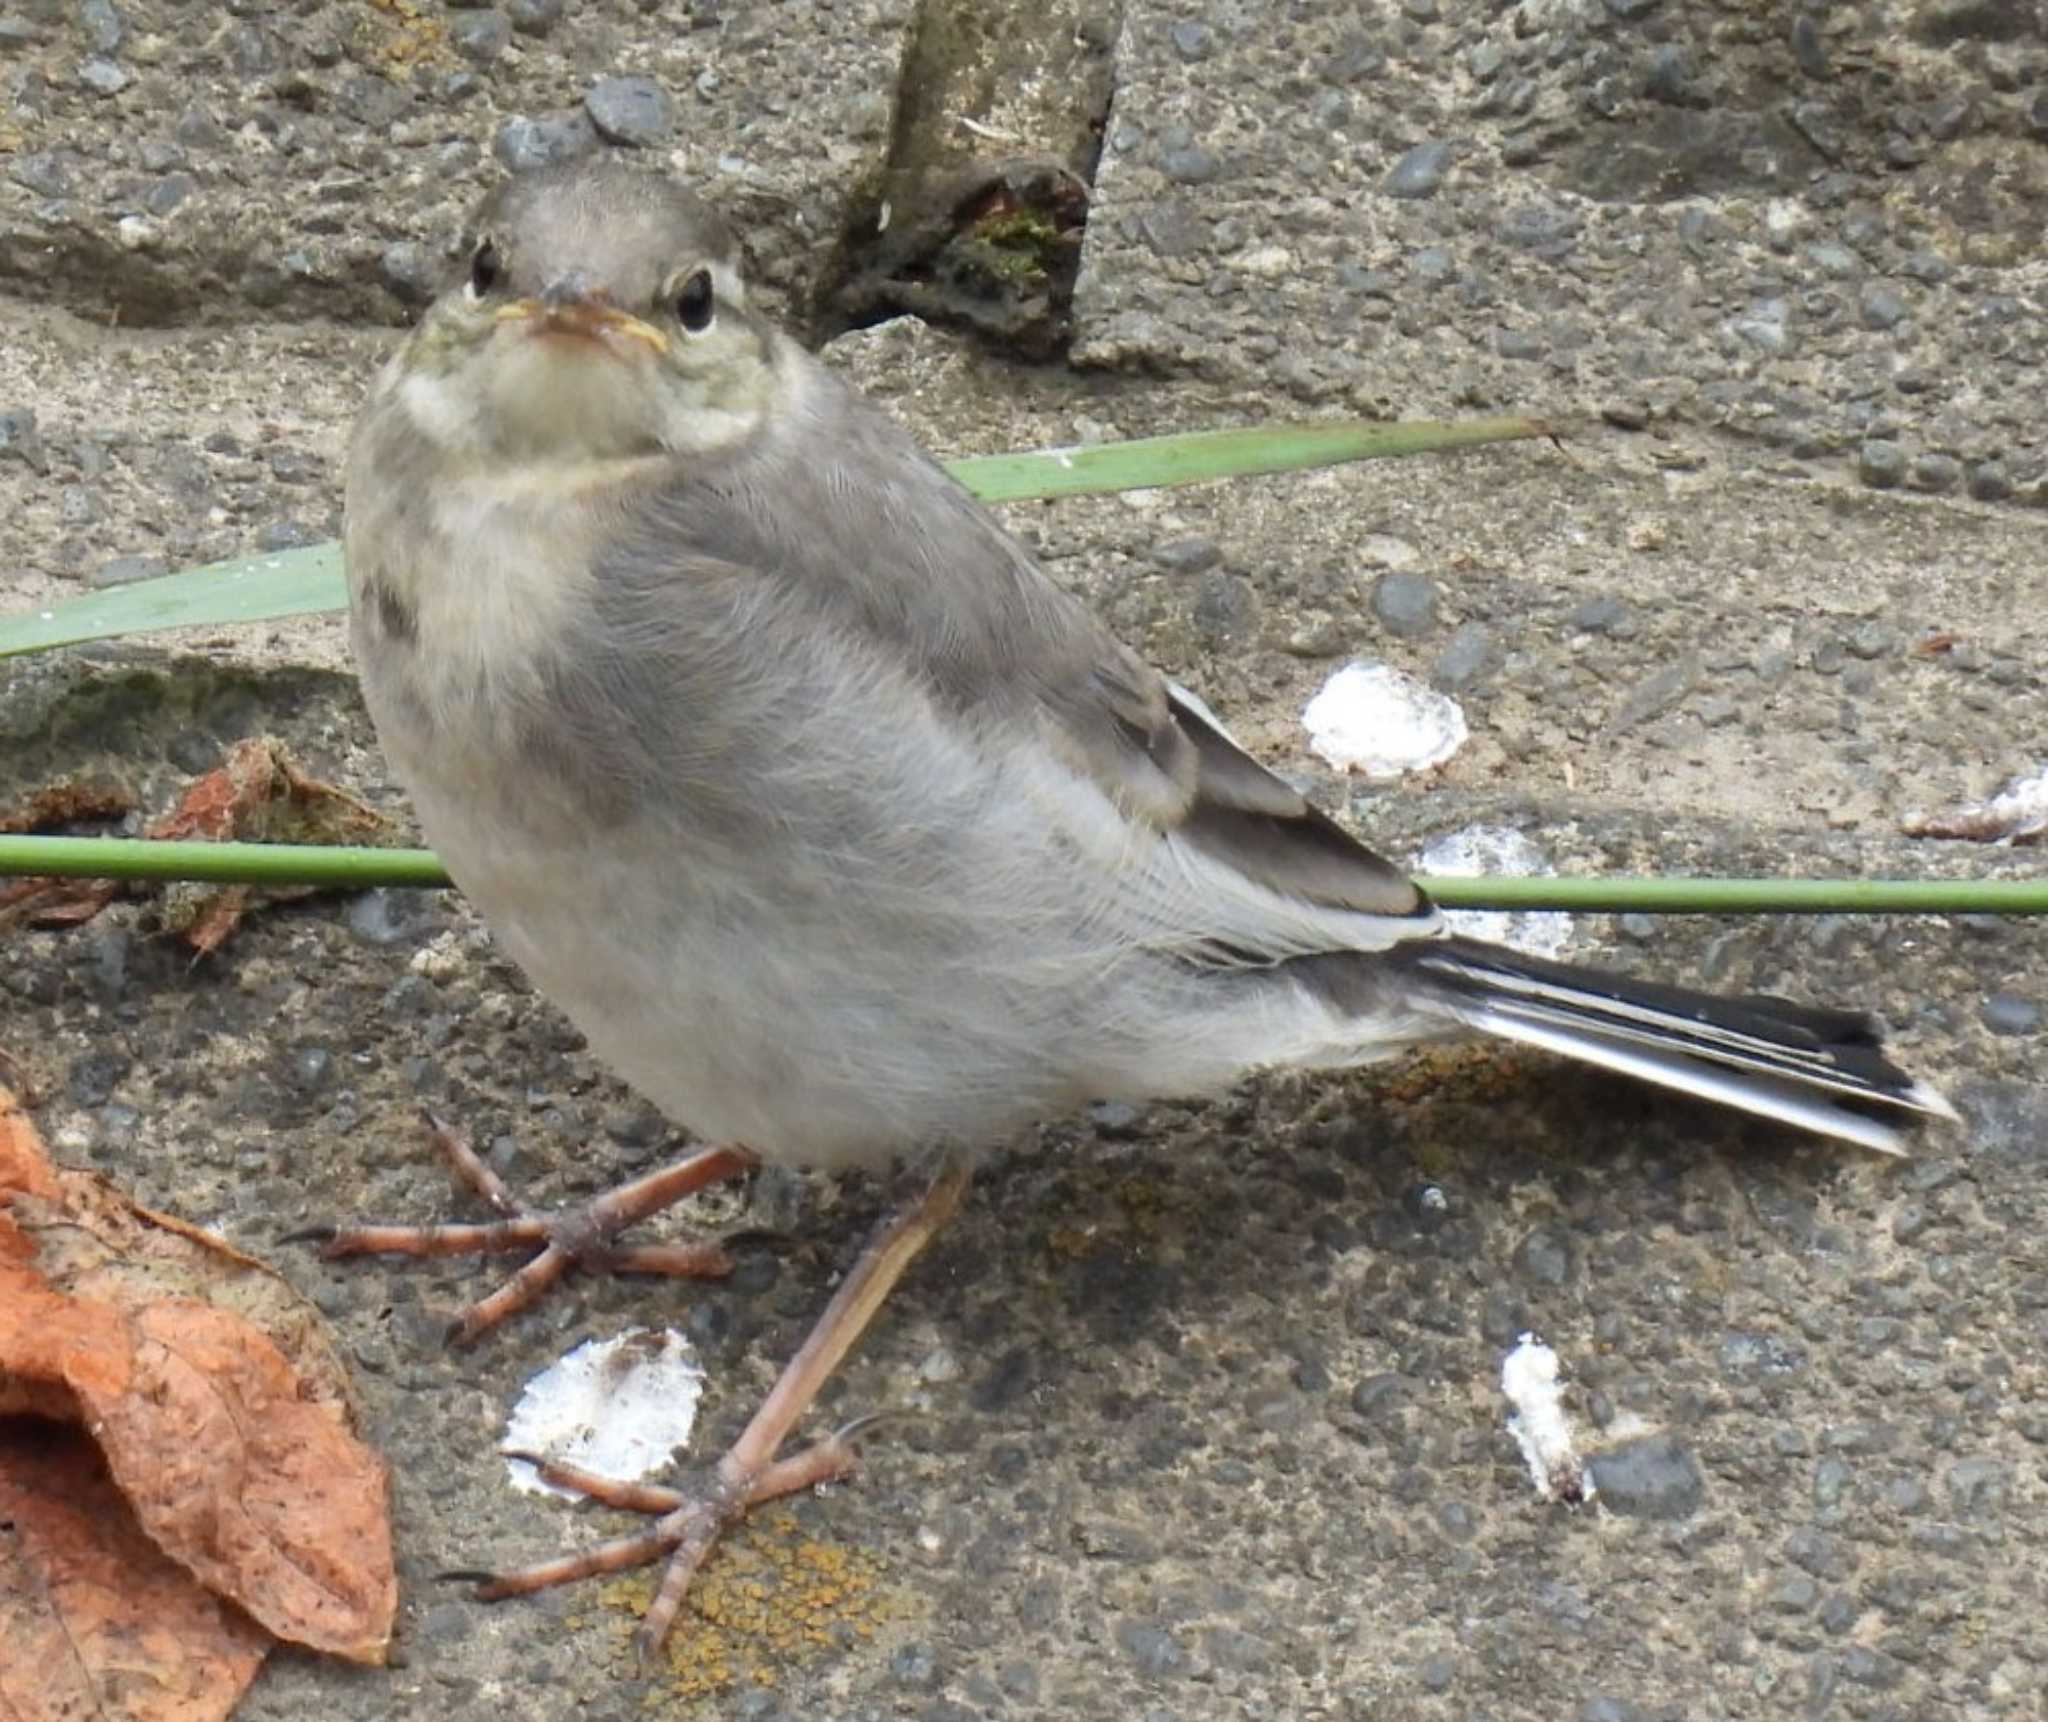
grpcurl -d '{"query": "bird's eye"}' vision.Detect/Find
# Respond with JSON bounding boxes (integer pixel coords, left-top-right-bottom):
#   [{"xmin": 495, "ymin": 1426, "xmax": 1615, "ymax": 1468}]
[
  {"xmin": 468, "ymin": 239, "xmax": 501, "ymax": 299},
  {"xmin": 674, "ymin": 268, "xmax": 715, "ymax": 333}
]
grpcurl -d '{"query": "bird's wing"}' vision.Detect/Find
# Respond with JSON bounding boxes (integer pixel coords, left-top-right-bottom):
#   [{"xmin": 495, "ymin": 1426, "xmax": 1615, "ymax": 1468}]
[{"xmin": 647, "ymin": 355, "xmax": 1435, "ymax": 952}]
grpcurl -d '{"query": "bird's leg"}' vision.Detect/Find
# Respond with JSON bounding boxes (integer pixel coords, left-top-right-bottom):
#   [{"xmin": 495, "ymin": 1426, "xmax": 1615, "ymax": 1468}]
[
  {"xmin": 460, "ymin": 1153, "xmax": 973, "ymax": 1661},
  {"xmin": 298, "ymin": 1112, "xmax": 754, "ymax": 1345}
]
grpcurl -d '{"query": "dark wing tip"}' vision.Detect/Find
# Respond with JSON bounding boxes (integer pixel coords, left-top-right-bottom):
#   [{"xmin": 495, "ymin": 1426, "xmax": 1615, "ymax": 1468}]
[{"xmin": 1165, "ymin": 685, "xmax": 1428, "ymax": 923}]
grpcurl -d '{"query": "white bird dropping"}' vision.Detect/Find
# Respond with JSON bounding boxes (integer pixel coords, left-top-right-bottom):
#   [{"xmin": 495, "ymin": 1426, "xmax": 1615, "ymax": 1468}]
[
  {"xmin": 502, "ymin": 1327, "xmax": 707, "ymax": 1499},
  {"xmin": 1501, "ymin": 1332, "xmax": 1593, "ymax": 1505},
  {"xmin": 1301, "ymin": 661, "xmax": 1468, "ymax": 779}
]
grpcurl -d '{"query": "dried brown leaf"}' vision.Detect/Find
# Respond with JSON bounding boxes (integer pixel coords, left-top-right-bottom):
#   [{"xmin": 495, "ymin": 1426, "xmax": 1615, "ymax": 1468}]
[
  {"xmin": 1900, "ymin": 764, "xmax": 2048, "ymax": 846},
  {"xmin": 2, "ymin": 739, "xmax": 393, "ymax": 950},
  {"xmin": 0, "ymin": 773, "xmax": 138, "ymax": 834},
  {"xmin": 0, "ymin": 1422, "xmax": 271, "ymax": 1722},
  {"xmin": 0, "ymin": 1086, "xmax": 396, "ymax": 1669}
]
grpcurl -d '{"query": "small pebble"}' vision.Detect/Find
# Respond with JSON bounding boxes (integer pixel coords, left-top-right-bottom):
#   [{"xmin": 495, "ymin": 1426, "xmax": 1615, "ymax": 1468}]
[
  {"xmin": 379, "ymin": 241, "xmax": 441, "ymax": 306},
  {"xmin": 1909, "ymin": 453, "xmax": 1961, "ymax": 493},
  {"xmin": 1160, "ymin": 145, "xmax": 1221, "ymax": 185},
  {"xmin": 1856, "ymin": 440, "xmax": 1905, "ymax": 488},
  {"xmin": 1568, "ymin": 594, "xmax": 1633, "ymax": 635},
  {"xmin": 1586, "ymin": 1436, "xmax": 1704, "ymax": 1519},
  {"xmin": 77, "ymin": 54, "xmax": 129, "ymax": 95},
  {"xmin": 1115, "ymin": 1620, "xmax": 1185, "ymax": 1678},
  {"xmin": 1967, "ymin": 460, "xmax": 2012, "ymax": 502},
  {"xmin": 1384, "ymin": 140, "xmax": 1452, "ymax": 199},
  {"xmin": 508, "ymin": 0, "xmax": 565, "ymax": 32},
  {"xmin": 257, "ymin": 519, "xmax": 322, "ymax": 551},
  {"xmin": 144, "ymin": 173, "xmax": 195, "ymax": 215},
  {"xmin": 1643, "ymin": 43, "xmax": 1694, "ymax": 105},
  {"xmin": 889, "ymin": 1643, "xmax": 940, "ymax": 1690},
  {"xmin": 451, "ymin": 10, "xmax": 512, "ymax": 61},
  {"xmin": 1790, "ymin": 13, "xmax": 1829, "ymax": 78},
  {"xmin": 1981, "ymin": 993, "xmax": 2039, "ymax": 1036},
  {"xmin": 81, "ymin": 0, "xmax": 125, "ymax": 53},
  {"xmin": 9, "ymin": 152, "xmax": 72, "ymax": 197},
  {"xmin": 1511, "ymin": 1225, "xmax": 1573, "ymax": 1287},
  {"xmin": 1148, "ymin": 536, "xmax": 1220, "ymax": 575},
  {"xmin": 1351, "ymin": 1373, "xmax": 1404, "ymax": 1417},
  {"xmin": 1430, "ymin": 621, "xmax": 1497, "ymax": 690},
  {"xmin": 586, "ymin": 75, "xmax": 671, "ymax": 147},
  {"xmin": 1371, "ymin": 570, "xmax": 1439, "ymax": 638},
  {"xmin": 1813, "ymin": 1456, "xmax": 1851, "ymax": 1509},
  {"xmin": 0, "ymin": 408, "xmax": 46, "ymax": 472},
  {"xmin": 494, "ymin": 113, "xmax": 597, "ymax": 173},
  {"xmin": 1857, "ymin": 282, "xmax": 1907, "ymax": 330},
  {"xmin": 1771, "ymin": 1572, "xmax": 1818, "ymax": 1612}
]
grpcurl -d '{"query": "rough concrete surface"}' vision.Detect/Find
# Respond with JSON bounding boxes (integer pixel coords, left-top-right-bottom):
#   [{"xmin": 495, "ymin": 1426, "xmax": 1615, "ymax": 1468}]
[{"xmin": 2, "ymin": 1, "xmax": 2046, "ymax": 1719}]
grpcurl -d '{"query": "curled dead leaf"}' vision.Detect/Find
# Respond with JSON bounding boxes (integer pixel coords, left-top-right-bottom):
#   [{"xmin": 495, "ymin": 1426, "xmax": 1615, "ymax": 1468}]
[
  {"xmin": 1899, "ymin": 762, "xmax": 2048, "ymax": 847},
  {"xmin": 0, "ymin": 1085, "xmax": 396, "ymax": 1679},
  {"xmin": 0, "ymin": 772, "xmax": 138, "ymax": 834},
  {"xmin": 0, "ymin": 1422, "xmax": 271, "ymax": 1722},
  {"xmin": 1, "ymin": 737, "xmax": 394, "ymax": 951}
]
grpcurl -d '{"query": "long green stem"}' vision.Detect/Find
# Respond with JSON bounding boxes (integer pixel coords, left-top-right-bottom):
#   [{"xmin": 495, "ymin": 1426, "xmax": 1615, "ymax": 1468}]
[
  {"xmin": 0, "ymin": 837, "xmax": 450, "ymax": 888},
  {"xmin": 0, "ymin": 836, "xmax": 2040, "ymax": 914},
  {"xmin": 1423, "ymin": 873, "xmax": 2048, "ymax": 914}
]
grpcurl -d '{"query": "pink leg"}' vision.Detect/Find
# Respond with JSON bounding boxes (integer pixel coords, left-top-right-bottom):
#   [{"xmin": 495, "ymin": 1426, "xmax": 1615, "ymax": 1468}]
[{"xmin": 460, "ymin": 1155, "xmax": 972, "ymax": 1659}]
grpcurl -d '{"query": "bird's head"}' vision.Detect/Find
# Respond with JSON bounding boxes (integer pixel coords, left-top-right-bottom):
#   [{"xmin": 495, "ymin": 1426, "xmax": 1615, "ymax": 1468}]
[{"xmin": 390, "ymin": 158, "xmax": 777, "ymax": 464}]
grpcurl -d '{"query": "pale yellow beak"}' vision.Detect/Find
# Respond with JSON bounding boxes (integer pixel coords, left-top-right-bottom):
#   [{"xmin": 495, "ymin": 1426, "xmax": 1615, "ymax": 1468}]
[{"xmin": 494, "ymin": 297, "xmax": 669, "ymax": 355}]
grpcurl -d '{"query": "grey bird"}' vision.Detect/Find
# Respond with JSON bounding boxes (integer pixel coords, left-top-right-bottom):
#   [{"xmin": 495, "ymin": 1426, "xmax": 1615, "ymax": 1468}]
[{"xmin": 335, "ymin": 158, "xmax": 1953, "ymax": 1655}]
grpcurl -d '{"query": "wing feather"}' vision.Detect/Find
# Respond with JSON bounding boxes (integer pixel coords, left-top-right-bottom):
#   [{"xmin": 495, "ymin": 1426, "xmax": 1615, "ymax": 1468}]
[{"xmin": 620, "ymin": 345, "xmax": 1434, "ymax": 951}]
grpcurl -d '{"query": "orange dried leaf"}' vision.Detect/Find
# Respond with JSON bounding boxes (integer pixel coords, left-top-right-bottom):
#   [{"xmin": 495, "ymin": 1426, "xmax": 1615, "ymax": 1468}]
[
  {"xmin": 145, "ymin": 737, "xmax": 387, "ymax": 849},
  {"xmin": 0, "ymin": 773, "xmax": 137, "ymax": 834},
  {"xmin": 0, "ymin": 1085, "xmax": 396, "ymax": 1667},
  {"xmin": 178, "ymin": 884, "xmax": 255, "ymax": 960},
  {"xmin": 70, "ymin": 1298, "xmax": 397, "ymax": 1662},
  {"xmin": 0, "ymin": 1087, "xmax": 60, "ymax": 1201},
  {"xmin": 0, "ymin": 874, "xmax": 119, "ymax": 930},
  {"xmin": 0, "ymin": 1423, "xmax": 270, "ymax": 1722}
]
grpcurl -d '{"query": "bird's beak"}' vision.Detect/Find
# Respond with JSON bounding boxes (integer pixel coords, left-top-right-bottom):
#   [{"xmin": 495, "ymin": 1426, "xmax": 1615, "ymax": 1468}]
[{"xmin": 495, "ymin": 279, "xmax": 669, "ymax": 355}]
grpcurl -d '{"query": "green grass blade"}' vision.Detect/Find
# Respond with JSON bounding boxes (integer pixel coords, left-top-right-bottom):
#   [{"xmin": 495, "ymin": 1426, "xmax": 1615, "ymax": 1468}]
[
  {"xmin": 0, "ymin": 543, "xmax": 346, "ymax": 659},
  {"xmin": 0, "ymin": 836, "xmax": 2041, "ymax": 916},
  {"xmin": 948, "ymin": 415, "xmax": 1551, "ymax": 504},
  {"xmin": 1422, "ymin": 874, "xmax": 2048, "ymax": 915},
  {"xmin": 0, "ymin": 416, "xmax": 1550, "ymax": 658}
]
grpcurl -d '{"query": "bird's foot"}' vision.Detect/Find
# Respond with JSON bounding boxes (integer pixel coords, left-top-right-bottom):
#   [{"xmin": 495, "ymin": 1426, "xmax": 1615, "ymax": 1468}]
[
  {"xmin": 292, "ymin": 1112, "xmax": 754, "ymax": 1344},
  {"xmin": 479, "ymin": 1420, "xmax": 885, "ymax": 1661},
  {"xmin": 450, "ymin": 1155, "xmax": 972, "ymax": 1658}
]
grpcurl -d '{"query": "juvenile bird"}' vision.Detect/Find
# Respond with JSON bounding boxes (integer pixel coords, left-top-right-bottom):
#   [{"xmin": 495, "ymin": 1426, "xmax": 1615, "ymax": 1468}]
[{"xmin": 336, "ymin": 158, "xmax": 1952, "ymax": 1657}]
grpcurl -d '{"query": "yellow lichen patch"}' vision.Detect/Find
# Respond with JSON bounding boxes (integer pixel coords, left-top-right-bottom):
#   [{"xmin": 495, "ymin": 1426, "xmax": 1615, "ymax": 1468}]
[
  {"xmin": 1111, "ymin": 1173, "xmax": 1171, "ymax": 1240},
  {"xmin": 1375, "ymin": 1042, "xmax": 1539, "ymax": 1107},
  {"xmin": 1046, "ymin": 1167, "xmax": 1178, "ymax": 1263},
  {"xmin": 1044, "ymin": 1220, "xmax": 1099, "ymax": 1263},
  {"xmin": 359, "ymin": 0, "xmax": 452, "ymax": 71},
  {"xmin": 594, "ymin": 1510, "xmax": 903, "ymax": 1704}
]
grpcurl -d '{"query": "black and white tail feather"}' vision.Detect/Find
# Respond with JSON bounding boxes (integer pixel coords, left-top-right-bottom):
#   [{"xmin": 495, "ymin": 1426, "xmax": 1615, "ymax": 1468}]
[
  {"xmin": 1396, "ymin": 936, "xmax": 1957, "ymax": 1155},
  {"xmin": 1151, "ymin": 685, "xmax": 1949, "ymax": 1157}
]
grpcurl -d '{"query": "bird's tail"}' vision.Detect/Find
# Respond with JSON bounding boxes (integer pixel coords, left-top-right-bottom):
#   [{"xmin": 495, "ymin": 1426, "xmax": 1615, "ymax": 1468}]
[{"xmin": 1395, "ymin": 936, "xmax": 1957, "ymax": 1155}]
